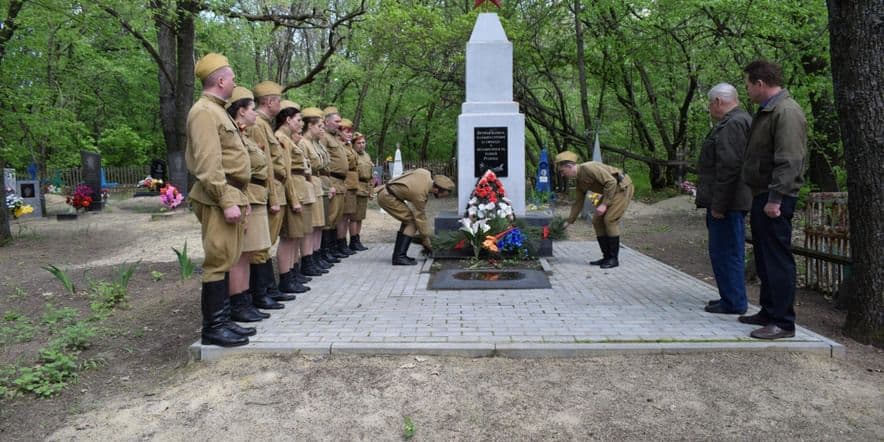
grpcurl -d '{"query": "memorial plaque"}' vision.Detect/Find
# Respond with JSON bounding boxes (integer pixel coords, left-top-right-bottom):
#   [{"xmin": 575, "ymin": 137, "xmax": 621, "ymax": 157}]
[
  {"xmin": 80, "ymin": 150, "xmax": 103, "ymax": 211},
  {"xmin": 150, "ymin": 159, "xmax": 168, "ymax": 182},
  {"xmin": 167, "ymin": 150, "xmax": 188, "ymax": 196},
  {"xmin": 474, "ymin": 127, "xmax": 508, "ymax": 177},
  {"xmin": 17, "ymin": 180, "xmax": 42, "ymax": 218}
]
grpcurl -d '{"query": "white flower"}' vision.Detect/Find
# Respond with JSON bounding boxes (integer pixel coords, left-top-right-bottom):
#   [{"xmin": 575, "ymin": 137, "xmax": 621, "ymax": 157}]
[
  {"xmin": 486, "ymin": 202, "xmax": 496, "ymax": 210},
  {"xmin": 469, "ymin": 197, "xmax": 477, "ymax": 205},
  {"xmin": 468, "ymin": 206, "xmax": 477, "ymax": 217},
  {"xmin": 477, "ymin": 210, "xmax": 485, "ymax": 219}
]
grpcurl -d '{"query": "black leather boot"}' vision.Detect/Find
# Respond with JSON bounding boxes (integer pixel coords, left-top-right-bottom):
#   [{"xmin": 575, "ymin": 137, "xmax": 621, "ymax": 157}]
[
  {"xmin": 590, "ymin": 236, "xmax": 609, "ymax": 266},
  {"xmin": 229, "ymin": 291, "xmax": 265, "ymax": 324},
  {"xmin": 392, "ymin": 232, "xmax": 418, "ymax": 266},
  {"xmin": 201, "ymin": 279, "xmax": 249, "ymax": 347},
  {"xmin": 301, "ymin": 256, "xmax": 324, "ymax": 276},
  {"xmin": 321, "ymin": 231, "xmax": 342, "ymax": 263},
  {"xmin": 350, "ymin": 234, "xmax": 368, "ymax": 251},
  {"xmin": 338, "ymin": 237, "xmax": 356, "ymax": 256},
  {"xmin": 291, "ymin": 262, "xmax": 311, "ymax": 283},
  {"xmin": 222, "ymin": 293, "xmax": 257, "ymax": 336},
  {"xmin": 250, "ymin": 263, "xmax": 285, "ymax": 309},
  {"xmin": 600, "ymin": 236, "xmax": 620, "ymax": 269},
  {"xmin": 278, "ymin": 270, "xmax": 306, "ymax": 295},
  {"xmin": 329, "ymin": 231, "xmax": 349, "ymax": 259},
  {"xmin": 314, "ymin": 252, "xmax": 332, "ymax": 270}
]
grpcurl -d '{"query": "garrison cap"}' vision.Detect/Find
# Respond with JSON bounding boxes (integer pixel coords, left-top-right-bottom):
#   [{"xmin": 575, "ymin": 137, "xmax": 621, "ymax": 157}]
[
  {"xmin": 195, "ymin": 53, "xmax": 230, "ymax": 80},
  {"xmin": 340, "ymin": 118, "xmax": 353, "ymax": 129},
  {"xmin": 225, "ymin": 87, "xmax": 254, "ymax": 109},
  {"xmin": 301, "ymin": 107, "xmax": 324, "ymax": 119},
  {"xmin": 280, "ymin": 100, "xmax": 300, "ymax": 111},
  {"xmin": 323, "ymin": 106, "xmax": 339, "ymax": 117},
  {"xmin": 433, "ymin": 175, "xmax": 456, "ymax": 191},
  {"xmin": 253, "ymin": 81, "xmax": 283, "ymax": 98},
  {"xmin": 555, "ymin": 151, "xmax": 580, "ymax": 164}
]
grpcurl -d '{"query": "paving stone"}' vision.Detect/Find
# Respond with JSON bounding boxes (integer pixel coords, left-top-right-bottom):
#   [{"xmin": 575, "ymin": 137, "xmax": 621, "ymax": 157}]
[{"xmin": 191, "ymin": 241, "xmax": 844, "ymax": 361}]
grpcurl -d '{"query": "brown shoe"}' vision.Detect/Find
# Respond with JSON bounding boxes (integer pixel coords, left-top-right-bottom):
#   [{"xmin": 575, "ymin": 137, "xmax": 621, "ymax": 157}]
[
  {"xmin": 750, "ymin": 325, "xmax": 795, "ymax": 340},
  {"xmin": 738, "ymin": 312, "xmax": 770, "ymax": 326}
]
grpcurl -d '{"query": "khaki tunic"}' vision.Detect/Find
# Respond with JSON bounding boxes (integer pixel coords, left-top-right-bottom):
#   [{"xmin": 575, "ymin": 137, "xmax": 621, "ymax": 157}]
[
  {"xmin": 246, "ymin": 112, "xmax": 288, "ymax": 263},
  {"xmin": 185, "ymin": 94, "xmax": 249, "ymax": 282},
  {"xmin": 354, "ymin": 150, "xmax": 374, "ymax": 221},
  {"xmin": 277, "ymin": 129, "xmax": 314, "ymax": 237},
  {"xmin": 376, "ymin": 168, "xmax": 434, "ymax": 239},
  {"xmin": 303, "ymin": 137, "xmax": 326, "ymax": 228},
  {"xmin": 322, "ymin": 132, "xmax": 349, "ymax": 226},
  {"xmin": 242, "ymin": 134, "xmax": 272, "ymax": 252},
  {"xmin": 567, "ymin": 161, "xmax": 634, "ymax": 237}
]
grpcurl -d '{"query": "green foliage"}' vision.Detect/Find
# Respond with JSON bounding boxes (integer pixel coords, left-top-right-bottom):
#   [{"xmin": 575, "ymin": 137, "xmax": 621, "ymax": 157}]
[
  {"xmin": 403, "ymin": 416, "xmax": 416, "ymax": 439},
  {"xmin": 173, "ymin": 241, "xmax": 195, "ymax": 280},
  {"xmin": 42, "ymin": 264, "xmax": 76, "ymax": 295},
  {"xmin": 150, "ymin": 270, "xmax": 164, "ymax": 282},
  {"xmin": 51, "ymin": 322, "xmax": 97, "ymax": 351},
  {"xmin": 0, "ymin": 312, "xmax": 36, "ymax": 345},
  {"xmin": 41, "ymin": 304, "xmax": 79, "ymax": 330},
  {"xmin": 97, "ymin": 125, "xmax": 152, "ymax": 166},
  {"xmin": 13, "ymin": 347, "xmax": 79, "ymax": 398}
]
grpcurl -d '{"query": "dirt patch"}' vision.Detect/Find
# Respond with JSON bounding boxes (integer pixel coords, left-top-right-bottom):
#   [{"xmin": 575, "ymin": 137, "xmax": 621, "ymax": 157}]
[{"xmin": 0, "ymin": 194, "xmax": 881, "ymax": 440}]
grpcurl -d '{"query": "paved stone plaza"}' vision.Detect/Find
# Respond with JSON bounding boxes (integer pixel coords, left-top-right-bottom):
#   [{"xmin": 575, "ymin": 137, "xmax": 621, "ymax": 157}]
[{"xmin": 192, "ymin": 241, "xmax": 843, "ymax": 361}]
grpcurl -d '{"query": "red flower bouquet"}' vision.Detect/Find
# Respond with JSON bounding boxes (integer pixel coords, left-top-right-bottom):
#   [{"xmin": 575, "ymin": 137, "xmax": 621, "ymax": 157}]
[{"xmin": 66, "ymin": 184, "xmax": 94, "ymax": 211}]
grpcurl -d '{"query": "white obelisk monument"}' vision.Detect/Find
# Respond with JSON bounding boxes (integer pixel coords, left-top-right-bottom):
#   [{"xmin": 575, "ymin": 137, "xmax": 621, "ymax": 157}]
[{"xmin": 457, "ymin": 13, "xmax": 526, "ymax": 215}]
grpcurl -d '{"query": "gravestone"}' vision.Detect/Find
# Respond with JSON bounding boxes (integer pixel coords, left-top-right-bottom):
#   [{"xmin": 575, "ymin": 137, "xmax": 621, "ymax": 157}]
[
  {"xmin": 3, "ymin": 168, "xmax": 15, "ymax": 194},
  {"xmin": 17, "ymin": 180, "xmax": 42, "ymax": 218},
  {"xmin": 167, "ymin": 150, "xmax": 188, "ymax": 196},
  {"xmin": 80, "ymin": 150, "xmax": 103, "ymax": 211},
  {"xmin": 456, "ymin": 13, "xmax": 526, "ymax": 216},
  {"xmin": 150, "ymin": 159, "xmax": 168, "ymax": 182}
]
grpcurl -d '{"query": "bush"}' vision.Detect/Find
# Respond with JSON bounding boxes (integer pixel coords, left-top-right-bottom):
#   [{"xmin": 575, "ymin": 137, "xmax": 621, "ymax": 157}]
[{"xmin": 97, "ymin": 125, "xmax": 151, "ymax": 166}]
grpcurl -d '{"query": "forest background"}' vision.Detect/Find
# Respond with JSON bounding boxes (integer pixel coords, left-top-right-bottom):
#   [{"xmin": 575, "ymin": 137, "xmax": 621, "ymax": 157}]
[{"xmin": 0, "ymin": 0, "xmax": 880, "ymax": 345}]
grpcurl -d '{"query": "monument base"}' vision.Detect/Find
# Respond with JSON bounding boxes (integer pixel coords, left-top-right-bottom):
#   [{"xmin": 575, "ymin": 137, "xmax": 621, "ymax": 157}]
[{"xmin": 434, "ymin": 210, "xmax": 554, "ymax": 232}]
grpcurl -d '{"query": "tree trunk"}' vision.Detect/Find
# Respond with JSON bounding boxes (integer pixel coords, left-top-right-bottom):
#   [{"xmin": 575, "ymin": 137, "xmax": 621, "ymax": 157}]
[
  {"xmin": 152, "ymin": 0, "xmax": 178, "ymax": 157},
  {"xmin": 827, "ymin": 0, "xmax": 884, "ymax": 347},
  {"xmin": 573, "ymin": 0, "xmax": 593, "ymax": 147},
  {"xmin": 418, "ymin": 101, "xmax": 436, "ymax": 161},
  {"xmin": 175, "ymin": 0, "xmax": 196, "ymax": 154},
  {"xmin": 0, "ymin": 160, "xmax": 9, "ymax": 244}
]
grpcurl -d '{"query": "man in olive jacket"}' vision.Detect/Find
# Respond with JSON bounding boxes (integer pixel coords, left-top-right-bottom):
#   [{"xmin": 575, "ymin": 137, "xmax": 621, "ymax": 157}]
[
  {"xmin": 738, "ymin": 60, "xmax": 807, "ymax": 340},
  {"xmin": 697, "ymin": 83, "xmax": 752, "ymax": 315}
]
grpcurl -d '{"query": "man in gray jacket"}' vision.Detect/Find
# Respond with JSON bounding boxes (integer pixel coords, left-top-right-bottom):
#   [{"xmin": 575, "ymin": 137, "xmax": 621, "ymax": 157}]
[
  {"xmin": 738, "ymin": 60, "xmax": 807, "ymax": 340},
  {"xmin": 697, "ymin": 83, "xmax": 752, "ymax": 315}
]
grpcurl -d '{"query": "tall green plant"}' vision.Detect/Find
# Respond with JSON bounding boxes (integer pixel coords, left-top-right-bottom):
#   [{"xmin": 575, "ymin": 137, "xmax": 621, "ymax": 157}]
[
  {"xmin": 41, "ymin": 265, "xmax": 75, "ymax": 295},
  {"xmin": 172, "ymin": 241, "xmax": 195, "ymax": 280}
]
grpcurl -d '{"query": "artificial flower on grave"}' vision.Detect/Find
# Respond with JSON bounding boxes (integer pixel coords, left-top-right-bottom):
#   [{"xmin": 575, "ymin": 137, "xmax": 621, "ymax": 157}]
[
  {"xmin": 459, "ymin": 218, "xmax": 492, "ymax": 258},
  {"xmin": 137, "ymin": 176, "xmax": 164, "ymax": 192},
  {"xmin": 678, "ymin": 180, "xmax": 697, "ymax": 197},
  {"xmin": 458, "ymin": 170, "xmax": 519, "ymax": 257},
  {"xmin": 65, "ymin": 184, "xmax": 93, "ymax": 211},
  {"xmin": 159, "ymin": 184, "xmax": 184, "ymax": 210},
  {"xmin": 6, "ymin": 193, "xmax": 34, "ymax": 219}
]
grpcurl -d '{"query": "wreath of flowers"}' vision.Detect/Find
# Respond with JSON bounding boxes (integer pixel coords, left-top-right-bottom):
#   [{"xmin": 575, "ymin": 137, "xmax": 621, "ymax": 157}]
[
  {"xmin": 458, "ymin": 170, "xmax": 526, "ymax": 258},
  {"xmin": 66, "ymin": 184, "xmax": 93, "ymax": 211},
  {"xmin": 159, "ymin": 184, "xmax": 184, "ymax": 210}
]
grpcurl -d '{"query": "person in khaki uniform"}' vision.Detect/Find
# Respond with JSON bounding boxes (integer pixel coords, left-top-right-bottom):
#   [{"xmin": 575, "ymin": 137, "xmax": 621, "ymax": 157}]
[
  {"xmin": 225, "ymin": 86, "xmax": 275, "ymax": 324},
  {"xmin": 557, "ymin": 151, "xmax": 634, "ymax": 269},
  {"xmin": 349, "ymin": 131, "xmax": 373, "ymax": 251},
  {"xmin": 376, "ymin": 168, "xmax": 454, "ymax": 265},
  {"xmin": 321, "ymin": 106, "xmax": 353, "ymax": 259},
  {"xmin": 274, "ymin": 100, "xmax": 316, "ymax": 287},
  {"xmin": 186, "ymin": 53, "xmax": 251, "ymax": 347},
  {"xmin": 299, "ymin": 107, "xmax": 334, "ymax": 273},
  {"xmin": 245, "ymin": 81, "xmax": 290, "ymax": 310},
  {"xmin": 339, "ymin": 118, "xmax": 360, "ymax": 253}
]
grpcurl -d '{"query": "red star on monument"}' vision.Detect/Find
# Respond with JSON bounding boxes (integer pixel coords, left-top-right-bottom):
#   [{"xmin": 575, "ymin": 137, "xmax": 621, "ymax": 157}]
[{"xmin": 475, "ymin": 0, "xmax": 501, "ymax": 8}]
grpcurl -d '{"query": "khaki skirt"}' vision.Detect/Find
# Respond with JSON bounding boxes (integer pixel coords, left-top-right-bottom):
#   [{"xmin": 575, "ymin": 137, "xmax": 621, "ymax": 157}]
[
  {"xmin": 282, "ymin": 206, "xmax": 305, "ymax": 239},
  {"xmin": 312, "ymin": 196, "xmax": 325, "ymax": 228},
  {"xmin": 243, "ymin": 204, "xmax": 271, "ymax": 252},
  {"xmin": 353, "ymin": 195, "xmax": 369, "ymax": 221},
  {"xmin": 343, "ymin": 190, "xmax": 357, "ymax": 215}
]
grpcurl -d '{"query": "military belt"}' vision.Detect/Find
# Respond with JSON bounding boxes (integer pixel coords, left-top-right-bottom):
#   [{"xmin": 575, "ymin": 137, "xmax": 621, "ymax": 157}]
[
  {"xmin": 385, "ymin": 184, "xmax": 403, "ymax": 200},
  {"xmin": 290, "ymin": 169, "xmax": 307, "ymax": 176},
  {"xmin": 359, "ymin": 178, "xmax": 371, "ymax": 183},
  {"xmin": 225, "ymin": 175, "xmax": 246, "ymax": 191},
  {"xmin": 318, "ymin": 170, "xmax": 330, "ymax": 177},
  {"xmin": 330, "ymin": 172, "xmax": 347, "ymax": 180},
  {"xmin": 273, "ymin": 172, "xmax": 286, "ymax": 181},
  {"xmin": 250, "ymin": 177, "xmax": 266, "ymax": 186}
]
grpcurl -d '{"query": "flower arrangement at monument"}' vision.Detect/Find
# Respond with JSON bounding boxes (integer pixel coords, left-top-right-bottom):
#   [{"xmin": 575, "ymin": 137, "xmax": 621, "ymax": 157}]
[
  {"xmin": 159, "ymin": 184, "xmax": 184, "ymax": 210},
  {"xmin": 137, "ymin": 176, "xmax": 163, "ymax": 192},
  {"xmin": 6, "ymin": 193, "xmax": 33, "ymax": 219},
  {"xmin": 457, "ymin": 170, "xmax": 527, "ymax": 259},
  {"xmin": 66, "ymin": 184, "xmax": 93, "ymax": 211}
]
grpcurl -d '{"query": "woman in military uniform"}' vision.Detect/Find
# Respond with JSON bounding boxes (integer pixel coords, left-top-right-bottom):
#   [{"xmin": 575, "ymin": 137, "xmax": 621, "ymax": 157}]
[
  {"xmin": 301, "ymin": 107, "xmax": 338, "ymax": 269},
  {"xmin": 224, "ymin": 87, "xmax": 275, "ymax": 325}
]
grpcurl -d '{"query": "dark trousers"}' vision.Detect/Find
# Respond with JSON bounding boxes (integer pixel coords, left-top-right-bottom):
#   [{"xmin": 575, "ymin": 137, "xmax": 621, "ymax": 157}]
[
  {"xmin": 706, "ymin": 209, "xmax": 748, "ymax": 311},
  {"xmin": 750, "ymin": 193, "xmax": 797, "ymax": 330}
]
